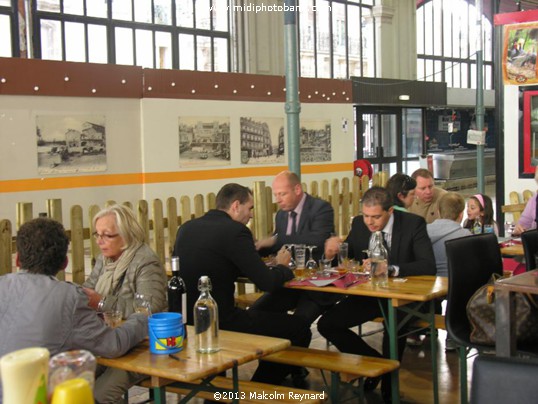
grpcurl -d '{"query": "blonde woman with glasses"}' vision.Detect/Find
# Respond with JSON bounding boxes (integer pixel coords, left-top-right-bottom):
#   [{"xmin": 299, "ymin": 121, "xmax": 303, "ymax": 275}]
[{"xmin": 82, "ymin": 204, "xmax": 167, "ymax": 403}]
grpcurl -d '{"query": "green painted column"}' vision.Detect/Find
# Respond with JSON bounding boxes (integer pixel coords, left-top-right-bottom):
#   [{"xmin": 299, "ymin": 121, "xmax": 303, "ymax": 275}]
[{"xmin": 284, "ymin": 0, "xmax": 301, "ymax": 179}]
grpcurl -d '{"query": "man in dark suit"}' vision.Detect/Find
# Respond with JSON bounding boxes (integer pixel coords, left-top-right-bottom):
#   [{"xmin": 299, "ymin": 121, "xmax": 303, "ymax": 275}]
[
  {"xmin": 318, "ymin": 186, "xmax": 436, "ymax": 402},
  {"xmin": 173, "ymin": 183, "xmax": 311, "ymax": 385},
  {"xmin": 253, "ymin": 170, "xmax": 337, "ymax": 324}
]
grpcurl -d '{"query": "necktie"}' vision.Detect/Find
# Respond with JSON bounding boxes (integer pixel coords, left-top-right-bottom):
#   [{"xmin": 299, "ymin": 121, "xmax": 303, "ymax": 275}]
[
  {"xmin": 290, "ymin": 211, "xmax": 297, "ymax": 235},
  {"xmin": 382, "ymin": 231, "xmax": 390, "ymax": 253}
]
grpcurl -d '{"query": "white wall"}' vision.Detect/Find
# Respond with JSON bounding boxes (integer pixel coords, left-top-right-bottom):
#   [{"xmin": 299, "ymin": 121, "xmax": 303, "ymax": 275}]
[{"xmin": 0, "ymin": 95, "xmax": 354, "ymax": 226}]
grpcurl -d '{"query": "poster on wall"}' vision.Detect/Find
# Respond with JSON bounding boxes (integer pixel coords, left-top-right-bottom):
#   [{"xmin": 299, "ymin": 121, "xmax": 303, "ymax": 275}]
[
  {"xmin": 178, "ymin": 116, "xmax": 231, "ymax": 167},
  {"xmin": 240, "ymin": 117, "xmax": 285, "ymax": 165},
  {"xmin": 36, "ymin": 115, "xmax": 107, "ymax": 175},
  {"xmin": 503, "ymin": 23, "xmax": 538, "ymax": 85},
  {"xmin": 300, "ymin": 120, "xmax": 332, "ymax": 162}
]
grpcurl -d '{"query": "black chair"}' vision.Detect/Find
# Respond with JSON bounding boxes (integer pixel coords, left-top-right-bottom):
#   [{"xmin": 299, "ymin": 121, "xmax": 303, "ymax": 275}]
[
  {"xmin": 521, "ymin": 229, "xmax": 538, "ymax": 271},
  {"xmin": 445, "ymin": 233, "xmax": 503, "ymax": 404},
  {"xmin": 471, "ymin": 355, "xmax": 538, "ymax": 403}
]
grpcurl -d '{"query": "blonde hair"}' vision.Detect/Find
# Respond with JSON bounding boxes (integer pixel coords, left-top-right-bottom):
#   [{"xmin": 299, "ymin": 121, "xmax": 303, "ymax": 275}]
[
  {"xmin": 92, "ymin": 204, "xmax": 145, "ymax": 250},
  {"xmin": 438, "ymin": 192, "xmax": 465, "ymax": 221}
]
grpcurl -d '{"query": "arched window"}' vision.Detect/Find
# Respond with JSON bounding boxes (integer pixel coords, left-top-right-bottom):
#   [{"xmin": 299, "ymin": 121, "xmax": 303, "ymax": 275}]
[
  {"xmin": 416, "ymin": 0, "xmax": 494, "ymax": 89},
  {"xmin": 32, "ymin": 0, "xmax": 231, "ymax": 71},
  {"xmin": 298, "ymin": 0, "xmax": 377, "ymax": 78}
]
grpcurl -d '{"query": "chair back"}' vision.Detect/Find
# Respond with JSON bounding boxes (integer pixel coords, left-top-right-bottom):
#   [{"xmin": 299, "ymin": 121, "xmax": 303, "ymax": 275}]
[
  {"xmin": 445, "ymin": 233, "xmax": 503, "ymax": 347},
  {"xmin": 521, "ymin": 229, "xmax": 538, "ymax": 272},
  {"xmin": 471, "ymin": 355, "xmax": 538, "ymax": 403}
]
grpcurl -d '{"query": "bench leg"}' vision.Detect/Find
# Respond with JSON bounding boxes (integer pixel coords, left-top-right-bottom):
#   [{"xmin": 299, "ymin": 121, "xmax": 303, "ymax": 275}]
[
  {"xmin": 429, "ymin": 301, "xmax": 440, "ymax": 404},
  {"xmin": 330, "ymin": 372, "xmax": 340, "ymax": 403}
]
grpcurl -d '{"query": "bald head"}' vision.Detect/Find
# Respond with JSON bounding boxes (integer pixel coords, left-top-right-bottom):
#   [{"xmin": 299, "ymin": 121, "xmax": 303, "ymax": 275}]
[{"xmin": 272, "ymin": 171, "xmax": 303, "ymax": 211}]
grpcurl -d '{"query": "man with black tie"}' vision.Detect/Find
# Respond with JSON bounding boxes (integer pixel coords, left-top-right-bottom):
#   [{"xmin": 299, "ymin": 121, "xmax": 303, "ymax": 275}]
[
  {"xmin": 318, "ymin": 186, "xmax": 436, "ymax": 402},
  {"xmin": 253, "ymin": 170, "xmax": 337, "ymax": 324}
]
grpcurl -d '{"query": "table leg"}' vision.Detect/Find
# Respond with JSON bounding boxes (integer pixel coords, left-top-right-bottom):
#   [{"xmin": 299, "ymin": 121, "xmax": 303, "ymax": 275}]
[
  {"xmin": 231, "ymin": 366, "xmax": 239, "ymax": 404},
  {"xmin": 152, "ymin": 386, "xmax": 167, "ymax": 404},
  {"xmin": 429, "ymin": 301, "xmax": 439, "ymax": 404},
  {"xmin": 387, "ymin": 300, "xmax": 400, "ymax": 404},
  {"xmin": 495, "ymin": 289, "xmax": 516, "ymax": 357}
]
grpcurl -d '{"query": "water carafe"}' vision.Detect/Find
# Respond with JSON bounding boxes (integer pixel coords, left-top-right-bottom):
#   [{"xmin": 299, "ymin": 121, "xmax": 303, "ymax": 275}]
[
  {"xmin": 193, "ymin": 276, "xmax": 219, "ymax": 353},
  {"xmin": 370, "ymin": 231, "xmax": 389, "ymax": 288}
]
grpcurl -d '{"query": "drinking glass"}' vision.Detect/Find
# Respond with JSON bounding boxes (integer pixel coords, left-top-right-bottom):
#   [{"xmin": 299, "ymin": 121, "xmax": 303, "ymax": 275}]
[
  {"xmin": 284, "ymin": 244, "xmax": 296, "ymax": 270},
  {"xmin": 504, "ymin": 222, "xmax": 515, "ymax": 245},
  {"xmin": 134, "ymin": 293, "xmax": 152, "ymax": 315},
  {"xmin": 294, "ymin": 244, "xmax": 307, "ymax": 280},
  {"xmin": 49, "ymin": 350, "xmax": 96, "ymax": 394},
  {"xmin": 305, "ymin": 246, "xmax": 318, "ymax": 272},
  {"xmin": 318, "ymin": 255, "xmax": 333, "ymax": 277},
  {"xmin": 338, "ymin": 242, "xmax": 349, "ymax": 274},
  {"xmin": 103, "ymin": 310, "xmax": 122, "ymax": 328}
]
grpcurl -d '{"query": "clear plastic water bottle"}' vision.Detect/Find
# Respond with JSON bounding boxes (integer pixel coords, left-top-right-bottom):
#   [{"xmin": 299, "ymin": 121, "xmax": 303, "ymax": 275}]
[
  {"xmin": 370, "ymin": 231, "xmax": 389, "ymax": 288},
  {"xmin": 193, "ymin": 276, "xmax": 219, "ymax": 353}
]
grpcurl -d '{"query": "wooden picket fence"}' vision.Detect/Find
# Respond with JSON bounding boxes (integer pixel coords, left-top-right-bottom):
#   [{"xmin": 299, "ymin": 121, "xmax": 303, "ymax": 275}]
[{"xmin": 0, "ymin": 173, "xmax": 388, "ymax": 283}]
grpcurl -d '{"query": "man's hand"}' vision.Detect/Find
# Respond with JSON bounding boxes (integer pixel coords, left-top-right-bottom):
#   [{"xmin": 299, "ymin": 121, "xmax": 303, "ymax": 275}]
[
  {"xmin": 83, "ymin": 287, "xmax": 102, "ymax": 311},
  {"xmin": 324, "ymin": 236, "xmax": 342, "ymax": 260},
  {"xmin": 275, "ymin": 246, "xmax": 291, "ymax": 266},
  {"xmin": 255, "ymin": 234, "xmax": 277, "ymax": 250}
]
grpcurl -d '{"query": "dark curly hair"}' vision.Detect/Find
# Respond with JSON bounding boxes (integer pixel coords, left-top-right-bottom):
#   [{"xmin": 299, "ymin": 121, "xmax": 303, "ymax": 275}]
[{"xmin": 16, "ymin": 218, "xmax": 69, "ymax": 276}]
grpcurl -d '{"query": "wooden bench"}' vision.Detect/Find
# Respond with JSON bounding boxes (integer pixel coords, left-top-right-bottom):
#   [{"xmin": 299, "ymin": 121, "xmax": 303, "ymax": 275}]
[
  {"xmin": 138, "ymin": 375, "xmax": 325, "ymax": 403},
  {"xmin": 262, "ymin": 346, "xmax": 399, "ymax": 403},
  {"xmin": 501, "ymin": 190, "xmax": 533, "ymax": 223},
  {"xmin": 373, "ymin": 313, "xmax": 446, "ymax": 331}
]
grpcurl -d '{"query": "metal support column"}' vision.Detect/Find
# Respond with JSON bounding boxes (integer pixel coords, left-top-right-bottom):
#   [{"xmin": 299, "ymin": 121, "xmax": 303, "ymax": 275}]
[{"xmin": 284, "ymin": 0, "xmax": 301, "ymax": 178}]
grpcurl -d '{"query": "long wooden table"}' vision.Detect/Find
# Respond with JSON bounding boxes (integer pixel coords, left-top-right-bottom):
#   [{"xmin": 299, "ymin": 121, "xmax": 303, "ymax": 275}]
[
  {"xmin": 287, "ymin": 275, "xmax": 448, "ymax": 404},
  {"xmin": 98, "ymin": 326, "xmax": 291, "ymax": 403},
  {"xmin": 495, "ymin": 269, "xmax": 538, "ymax": 357}
]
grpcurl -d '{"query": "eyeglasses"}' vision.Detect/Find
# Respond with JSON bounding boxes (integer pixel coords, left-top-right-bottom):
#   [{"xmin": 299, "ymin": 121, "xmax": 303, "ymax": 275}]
[
  {"xmin": 401, "ymin": 175, "xmax": 414, "ymax": 192},
  {"xmin": 92, "ymin": 232, "xmax": 120, "ymax": 242}
]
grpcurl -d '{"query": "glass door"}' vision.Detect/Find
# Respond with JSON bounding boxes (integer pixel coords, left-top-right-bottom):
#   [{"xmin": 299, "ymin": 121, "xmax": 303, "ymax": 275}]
[{"xmin": 355, "ymin": 107, "xmax": 424, "ymax": 177}]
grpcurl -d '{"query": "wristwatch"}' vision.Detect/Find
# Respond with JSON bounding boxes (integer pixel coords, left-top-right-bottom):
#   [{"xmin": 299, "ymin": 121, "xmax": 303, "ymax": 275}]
[{"xmin": 388, "ymin": 265, "xmax": 399, "ymax": 277}]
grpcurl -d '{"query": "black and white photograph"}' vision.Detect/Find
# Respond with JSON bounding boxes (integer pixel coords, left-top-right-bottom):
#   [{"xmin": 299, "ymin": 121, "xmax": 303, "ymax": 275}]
[
  {"xmin": 36, "ymin": 115, "xmax": 107, "ymax": 175},
  {"xmin": 178, "ymin": 116, "xmax": 231, "ymax": 167},
  {"xmin": 300, "ymin": 120, "xmax": 332, "ymax": 162},
  {"xmin": 240, "ymin": 117, "xmax": 285, "ymax": 165}
]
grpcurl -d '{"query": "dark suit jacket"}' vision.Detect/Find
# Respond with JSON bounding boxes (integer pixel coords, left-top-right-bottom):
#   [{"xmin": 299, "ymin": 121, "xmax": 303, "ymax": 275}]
[
  {"xmin": 347, "ymin": 210, "xmax": 436, "ymax": 277},
  {"xmin": 173, "ymin": 210, "xmax": 294, "ymax": 326},
  {"xmin": 261, "ymin": 193, "xmax": 334, "ymax": 262}
]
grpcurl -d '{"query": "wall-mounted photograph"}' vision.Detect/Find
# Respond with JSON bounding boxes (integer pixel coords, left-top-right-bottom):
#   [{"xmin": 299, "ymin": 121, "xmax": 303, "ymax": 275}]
[
  {"xmin": 178, "ymin": 117, "xmax": 231, "ymax": 167},
  {"xmin": 300, "ymin": 120, "xmax": 332, "ymax": 162},
  {"xmin": 240, "ymin": 117, "xmax": 285, "ymax": 165},
  {"xmin": 36, "ymin": 115, "xmax": 107, "ymax": 175}
]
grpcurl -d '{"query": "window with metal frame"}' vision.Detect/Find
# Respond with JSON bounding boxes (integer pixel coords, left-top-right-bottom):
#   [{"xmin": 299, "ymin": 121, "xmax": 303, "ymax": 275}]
[
  {"xmin": 298, "ymin": 0, "xmax": 376, "ymax": 79},
  {"xmin": 0, "ymin": 0, "xmax": 18, "ymax": 57},
  {"xmin": 32, "ymin": 0, "xmax": 231, "ymax": 71},
  {"xmin": 416, "ymin": 0, "xmax": 494, "ymax": 89}
]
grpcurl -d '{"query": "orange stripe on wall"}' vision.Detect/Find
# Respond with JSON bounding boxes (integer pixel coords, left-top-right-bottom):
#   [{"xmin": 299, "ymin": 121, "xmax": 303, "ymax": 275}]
[{"xmin": 0, "ymin": 164, "xmax": 353, "ymax": 193}]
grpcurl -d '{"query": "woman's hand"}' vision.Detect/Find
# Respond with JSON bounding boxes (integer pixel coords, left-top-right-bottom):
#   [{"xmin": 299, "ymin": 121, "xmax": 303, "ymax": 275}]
[
  {"xmin": 513, "ymin": 223, "xmax": 525, "ymax": 237},
  {"xmin": 83, "ymin": 287, "xmax": 102, "ymax": 311}
]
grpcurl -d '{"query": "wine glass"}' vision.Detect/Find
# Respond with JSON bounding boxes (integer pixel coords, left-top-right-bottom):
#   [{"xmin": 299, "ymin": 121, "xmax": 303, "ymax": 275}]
[
  {"xmin": 305, "ymin": 246, "xmax": 318, "ymax": 274},
  {"xmin": 504, "ymin": 221, "xmax": 514, "ymax": 246},
  {"xmin": 284, "ymin": 244, "xmax": 296, "ymax": 270},
  {"xmin": 134, "ymin": 293, "xmax": 152, "ymax": 316}
]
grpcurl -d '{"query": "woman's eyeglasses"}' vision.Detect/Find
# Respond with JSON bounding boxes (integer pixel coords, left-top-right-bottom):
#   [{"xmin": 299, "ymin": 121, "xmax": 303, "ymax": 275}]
[
  {"xmin": 92, "ymin": 232, "xmax": 119, "ymax": 242},
  {"xmin": 401, "ymin": 175, "xmax": 413, "ymax": 192}
]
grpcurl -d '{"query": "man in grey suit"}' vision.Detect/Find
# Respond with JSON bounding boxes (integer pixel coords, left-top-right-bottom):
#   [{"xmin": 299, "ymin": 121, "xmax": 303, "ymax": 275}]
[{"xmin": 254, "ymin": 170, "xmax": 337, "ymax": 324}]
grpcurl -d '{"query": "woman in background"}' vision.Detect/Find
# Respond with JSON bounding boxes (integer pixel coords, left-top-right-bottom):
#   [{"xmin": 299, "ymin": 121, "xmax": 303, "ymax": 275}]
[{"xmin": 386, "ymin": 173, "xmax": 417, "ymax": 212}]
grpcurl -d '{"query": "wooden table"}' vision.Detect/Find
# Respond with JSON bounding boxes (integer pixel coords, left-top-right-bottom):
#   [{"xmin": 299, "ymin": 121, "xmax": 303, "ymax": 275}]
[
  {"xmin": 495, "ymin": 269, "xmax": 538, "ymax": 357},
  {"xmin": 98, "ymin": 326, "xmax": 291, "ymax": 403},
  {"xmin": 287, "ymin": 275, "xmax": 448, "ymax": 404},
  {"xmin": 499, "ymin": 243, "xmax": 524, "ymax": 257}
]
